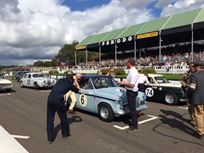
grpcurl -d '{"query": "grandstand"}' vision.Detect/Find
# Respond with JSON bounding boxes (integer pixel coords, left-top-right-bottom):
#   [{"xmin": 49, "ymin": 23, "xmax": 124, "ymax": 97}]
[{"xmin": 75, "ymin": 7, "xmax": 204, "ymax": 69}]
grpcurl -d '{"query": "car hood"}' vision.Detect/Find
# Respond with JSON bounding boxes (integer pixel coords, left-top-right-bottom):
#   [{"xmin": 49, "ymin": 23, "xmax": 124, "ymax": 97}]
[
  {"xmin": 157, "ymin": 83, "xmax": 181, "ymax": 88},
  {"xmin": 0, "ymin": 79, "xmax": 12, "ymax": 84},
  {"xmin": 94, "ymin": 87, "xmax": 126, "ymax": 101}
]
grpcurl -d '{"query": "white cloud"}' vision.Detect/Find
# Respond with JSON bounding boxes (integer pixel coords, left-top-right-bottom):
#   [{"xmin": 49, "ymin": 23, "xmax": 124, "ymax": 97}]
[
  {"xmin": 158, "ymin": 0, "xmax": 204, "ymax": 16},
  {"xmin": 0, "ymin": 0, "xmax": 203, "ymax": 65}
]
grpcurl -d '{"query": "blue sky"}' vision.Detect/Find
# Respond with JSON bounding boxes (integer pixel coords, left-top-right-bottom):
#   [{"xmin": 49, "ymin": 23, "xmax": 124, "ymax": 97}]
[
  {"xmin": 62, "ymin": 0, "xmax": 162, "ymax": 17},
  {"xmin": 62, "ymin": 0, "xmax": 111, "ymax": 11}
]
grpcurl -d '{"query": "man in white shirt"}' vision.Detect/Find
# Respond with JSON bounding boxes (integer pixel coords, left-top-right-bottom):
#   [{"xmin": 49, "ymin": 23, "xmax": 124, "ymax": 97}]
[
  {"xmin": 120, "ymin": 59, "xmax": 139, "ymax": 131},
  {"xmin": 137, "ymin": 70, "xmax": 149, "ymax": 103}
]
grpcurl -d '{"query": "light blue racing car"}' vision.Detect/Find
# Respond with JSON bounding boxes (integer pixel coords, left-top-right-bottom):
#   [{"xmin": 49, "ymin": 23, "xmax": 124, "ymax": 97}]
[{"xmin": 75, "ymin": 75, "xmax": 148, "ymax": 122}]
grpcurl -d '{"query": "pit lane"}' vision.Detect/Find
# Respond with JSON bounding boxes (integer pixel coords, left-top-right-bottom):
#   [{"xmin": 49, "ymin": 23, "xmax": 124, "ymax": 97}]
[{"xmin": 0, "ymin": 80, "xmax": 203, "ymax": 153}]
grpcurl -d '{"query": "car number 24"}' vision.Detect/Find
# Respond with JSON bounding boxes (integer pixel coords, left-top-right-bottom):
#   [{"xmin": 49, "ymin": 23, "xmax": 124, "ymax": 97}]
[{"xmin": 145, "ymin": 87, "xmax": 154, "ymax": 97}]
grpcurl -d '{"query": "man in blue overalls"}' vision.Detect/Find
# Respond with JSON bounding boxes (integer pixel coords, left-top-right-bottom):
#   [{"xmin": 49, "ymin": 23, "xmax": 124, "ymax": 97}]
[{"xmin": 47, "ymin": 75, "xmax": 79, "ymax": 143}]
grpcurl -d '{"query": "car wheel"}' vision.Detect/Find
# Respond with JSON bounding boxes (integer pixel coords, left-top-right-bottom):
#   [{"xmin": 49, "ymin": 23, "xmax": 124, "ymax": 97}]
[
  {"xmin": 165, "ymin": 93, "xmax": 177, "ymax": 105},
  {"xmin": 34, "ymin": 82, "xmax": 39, "ymax": 90},
  {"xmin": 20, "ymin": 81, "xmax": 24, "ymax": 88},
  {"xmin": 98, "ymin": 103, "xmax": 114, "ymax": 122}
]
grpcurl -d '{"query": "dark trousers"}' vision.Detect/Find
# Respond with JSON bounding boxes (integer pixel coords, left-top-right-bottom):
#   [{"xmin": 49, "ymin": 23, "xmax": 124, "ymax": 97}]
[
  {"xmin": 127, "ymin": 90, "xmax": 138, "ymax": 128},
  {"xmin": 47, "ymin": 101, "xmax": 70, "ymax": 141}
]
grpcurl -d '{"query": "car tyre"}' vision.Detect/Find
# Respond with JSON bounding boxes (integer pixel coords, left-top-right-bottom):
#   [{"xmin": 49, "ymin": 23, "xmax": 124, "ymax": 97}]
[
  {"xmin": 165, "ymin": 93, "xmax": 177, "ymax": 105},
  {"xmin": 20, "ymin": 81, "xmax": 24, "ymax": 88},
  {"xmin": 34, "ymin": 82, "xmax": 39, "ymax": 90},
  {"xmin": 98, "ymin": 103, "xmax": 114, "ymax": 122}
]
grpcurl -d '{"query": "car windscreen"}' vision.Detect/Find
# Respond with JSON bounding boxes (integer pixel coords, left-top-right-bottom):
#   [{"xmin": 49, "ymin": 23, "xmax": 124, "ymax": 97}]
[
  {"xmin": 0, "ymin": 74, "xmax": 4, "ymax": 79},
  {"xmin": 33, "ymin": 74, "xmax": 44, "ymax": 78},
  {"xmin": 154, "ymin": 76, "xmax": 169, "ymax": 83},
  {"xmin": 43, "ymin": 74, "xmax": 50, "ymax": 78},
  {"xmin": 91, "ymin": 77, "xmax": 118, "ymax": 89}
]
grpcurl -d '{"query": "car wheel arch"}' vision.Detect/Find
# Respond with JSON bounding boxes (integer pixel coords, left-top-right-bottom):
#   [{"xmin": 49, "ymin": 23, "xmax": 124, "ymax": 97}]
[
  {"xmin": 164, "ymin": 92, "xmax": 178, "ymax": 105},
  {"xmin": 33, "ymin": 82, "xmax": 39, "ymax": 89},
  {"xmin": 97, "ymin": 102, "xmax": 115, "ymax": 122}
]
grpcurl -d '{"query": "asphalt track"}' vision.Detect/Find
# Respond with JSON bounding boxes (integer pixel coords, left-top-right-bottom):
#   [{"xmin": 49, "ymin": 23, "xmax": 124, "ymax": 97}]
[{"xmin": 0, "ymin": 81, "xmax": 204, "ymax": 153}]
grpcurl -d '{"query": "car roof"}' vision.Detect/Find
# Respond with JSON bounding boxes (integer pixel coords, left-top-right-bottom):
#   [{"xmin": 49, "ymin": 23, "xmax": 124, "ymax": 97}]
[
  {"xmin": 26, "ymin": 72, "xmax": 44, "ymax": 75},
  {"xmin": 81, "ymin": 75, "xmax": 112, "ymax": 79},
  {"xmin": 147, "ymin": 74, "xmax": 163, "ymax": 77}
]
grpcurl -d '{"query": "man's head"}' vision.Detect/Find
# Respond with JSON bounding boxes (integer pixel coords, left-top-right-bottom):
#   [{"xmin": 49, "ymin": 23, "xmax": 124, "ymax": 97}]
[
  {"xmin": 75, "ymin": 73, "xmax": 82, "ymax": 81},
  {"xmin": 66, "ymin": 71, "xmax": 74, "ymax": 81},
  {"xmin": 193, "ymin": 61, "xmax": 204, "ymax": 72},
  {"xmin": 188, "ymin": 62, "xmax": 195, "ymax": 72},
  {"xmin": 127, "ymin": 58, "xmax": 135, "ymax": 69}
]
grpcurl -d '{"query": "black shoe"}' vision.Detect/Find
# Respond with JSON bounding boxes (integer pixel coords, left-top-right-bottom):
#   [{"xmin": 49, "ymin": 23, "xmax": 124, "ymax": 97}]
[
  {"xmin": 48, "ymin": 140, "xmax": 54, "ymax": 144},
  {"xmin": 63, "ymin": 133, "xmax": 71, "ymax": 138},
  {"xmin": 197, "ymin": 134, "xmax": 204, "ymax": 140},
  {"xmin": 127, "ymin": 126, "xmax": 138, "ymax": 132},
  {"xmin": 68, "ymin": 110, "xmax": 75, "ymax": 114}
]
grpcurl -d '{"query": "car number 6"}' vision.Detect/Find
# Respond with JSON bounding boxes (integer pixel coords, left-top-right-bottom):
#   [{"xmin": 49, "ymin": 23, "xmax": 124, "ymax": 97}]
[{"xmin": 79, "ymin": 94, "xmax": 87, "ymax": 107}]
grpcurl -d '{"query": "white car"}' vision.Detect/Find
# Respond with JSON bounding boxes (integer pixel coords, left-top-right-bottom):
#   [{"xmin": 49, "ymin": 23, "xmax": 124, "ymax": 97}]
[
  {"xmin": 0, "ymin": 73, "xmax": 13, "ymax": 92},
  {"xmin": 20, "ymin": 72, "xmax": 56, "ymax": 89}
]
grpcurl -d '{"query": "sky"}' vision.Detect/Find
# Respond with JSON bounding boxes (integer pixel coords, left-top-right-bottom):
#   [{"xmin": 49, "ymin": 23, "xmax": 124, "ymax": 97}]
[{"xmin": 0, "ymin": 0, "xmax": 204, "ymax": 66}]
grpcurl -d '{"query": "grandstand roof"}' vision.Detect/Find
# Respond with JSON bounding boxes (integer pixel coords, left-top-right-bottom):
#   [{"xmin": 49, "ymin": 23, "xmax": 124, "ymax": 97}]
[{"xmin": 76, "ymin": 7, "xmax": 204, "ymax": 50}]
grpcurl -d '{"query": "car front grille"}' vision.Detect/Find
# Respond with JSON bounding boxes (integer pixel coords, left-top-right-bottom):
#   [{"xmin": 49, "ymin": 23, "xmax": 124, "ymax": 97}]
[{"xmin": 0, "ymin": 84, "xmax": 12, "ymax": 88}]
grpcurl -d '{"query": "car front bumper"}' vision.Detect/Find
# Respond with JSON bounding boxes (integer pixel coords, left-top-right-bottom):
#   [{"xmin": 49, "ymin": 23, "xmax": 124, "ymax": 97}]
[
  {"xmin": 0, "ymin": 85, "xmax": 13, "ymax": 91},
  {"xmin": 114, "ymin": 103, "xmax": 148, "ymax": 117}
]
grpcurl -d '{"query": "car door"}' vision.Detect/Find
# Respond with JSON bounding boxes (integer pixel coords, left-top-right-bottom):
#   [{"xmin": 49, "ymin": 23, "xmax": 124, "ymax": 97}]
[
  {"xmin": 20, "ymin": 74, "xmax": 27, "ymax": 86},
  {"xmin": 30, "ymin": 74, "xmax": 36, "ymax": 87},
  {"xmin": 145, "ymin": 77, "xmax": 161, "ymax": 101},
  {"xmin": 75, "ymin": 78, "xmax": 95, "ymax": 113},
  {"xmin": 26, "ymin": 74, "xmax": 32, "ymax": 87},
  {"xmin": 22, "ymin": 74, "xmax": 30, "ymax": 87}
]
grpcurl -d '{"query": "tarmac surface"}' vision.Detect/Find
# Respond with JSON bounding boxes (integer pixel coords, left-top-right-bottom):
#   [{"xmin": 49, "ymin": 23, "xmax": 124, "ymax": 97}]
[{"xmin": 0, "ymin": 80, "xmax": 204, "ymax": 153}]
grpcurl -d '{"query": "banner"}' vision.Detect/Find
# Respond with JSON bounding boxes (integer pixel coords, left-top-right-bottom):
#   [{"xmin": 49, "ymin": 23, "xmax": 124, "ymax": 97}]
[
  {"xmin": 75, "ymin": 45, "xmax": 86, "ymax": 50},
  {"xmin": 136, "ymin": 32, "xmax": 159, "ymax": 39},
  {"xmin": 101, "ymin": 36, "xmax": 134, "ymax": 46}
]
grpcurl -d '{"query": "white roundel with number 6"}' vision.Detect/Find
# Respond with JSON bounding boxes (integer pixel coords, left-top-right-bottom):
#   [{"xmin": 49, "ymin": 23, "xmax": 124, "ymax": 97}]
[
  {"xmin": 79, "ymin": 94, "xmax": 87, "ymax": 107},
  {"xmin": 145, "ymin": 87, "xmax": 154, "ymax": 97}
]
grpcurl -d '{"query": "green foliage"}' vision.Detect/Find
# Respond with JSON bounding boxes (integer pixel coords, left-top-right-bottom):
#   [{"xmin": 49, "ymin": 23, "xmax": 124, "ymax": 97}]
[
  {"xmin": 50, "ymin": 41, "xmax": 100, "ymax": 66},
  {"xmin": 114, "ymin": 68, "xmax": 126, "ymax": 75},
  {"xmin": 100, "ymin": 69, "xmax": 109, "ymax": 75},
  {"xmin": 33, "ymin": 60, "xmax": 53, "ymax": 67},
  {"xmin": 140, "ymin": 67, "xmax": 156, "ymax": 75},
  {"xmin": 54, "ymin": 42, "xmax": 78, "ymax": 66},
  {"xmin": 162, "ymin": 74, "xmax": 183, "ymax": 81},
  {"xmin": 49, "ymin": 70, "xmax": 59, "ymax": 75},
  {"xmin": 100, "ymin": 68, "xmax": 126, "ymax": 75}
]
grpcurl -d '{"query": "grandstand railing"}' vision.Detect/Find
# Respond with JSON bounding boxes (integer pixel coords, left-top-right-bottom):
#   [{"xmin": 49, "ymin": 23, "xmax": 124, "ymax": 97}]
[{"xmin": 153, "ymin": 65, "xmax": 188, "ymax": 74}]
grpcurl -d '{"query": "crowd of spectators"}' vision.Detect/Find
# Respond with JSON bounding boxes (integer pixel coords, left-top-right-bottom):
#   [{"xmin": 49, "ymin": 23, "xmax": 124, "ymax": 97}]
[{"xmin": 74, "ymin": 51, "xmax": 204, "ymax": 70}]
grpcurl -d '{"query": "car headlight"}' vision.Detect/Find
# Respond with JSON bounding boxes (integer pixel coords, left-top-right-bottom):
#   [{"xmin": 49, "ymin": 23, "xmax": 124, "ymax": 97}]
[{"xmin": 118, "ymin": 99, "xmax": 123, "ymax": 105}]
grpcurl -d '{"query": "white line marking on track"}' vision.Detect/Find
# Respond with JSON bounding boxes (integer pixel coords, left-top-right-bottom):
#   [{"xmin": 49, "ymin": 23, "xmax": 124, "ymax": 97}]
[
  {"xmin": 12, "ymin": 135, "xmax": 30, "ymax": 139},
  {"xmin": 39, "ymin": 90, "xmax": 51, "ymax": 93},
  {"xmin": 113, "ymin": 115, "xmax": 159, "ymax": 130},
  {"xmin": 0, "ymin": 125, "xmax": 29, "ymax": 153},
  {"xmin": 177, "ymin": 107, "xmax": 188, "ymax": 110},
  {"xmin": 0, "ymin": 93, "xmax": 11, "ymax": 96}
]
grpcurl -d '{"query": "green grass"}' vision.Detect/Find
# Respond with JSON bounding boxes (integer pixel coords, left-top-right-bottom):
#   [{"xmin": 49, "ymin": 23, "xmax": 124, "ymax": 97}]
[
  {"xmin": 162, "ymin": 74, "xmax": 183, "ymax": 81},
  {"xmin": 116, "ymin": 73, "xmax": 183, "ymax": 81}
]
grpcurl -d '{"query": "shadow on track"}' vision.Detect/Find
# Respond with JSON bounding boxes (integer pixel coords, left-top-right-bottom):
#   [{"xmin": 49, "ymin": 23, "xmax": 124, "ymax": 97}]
[{"xmin": 152, "ymin": 109, "xmax": 204, "ymax": 147}]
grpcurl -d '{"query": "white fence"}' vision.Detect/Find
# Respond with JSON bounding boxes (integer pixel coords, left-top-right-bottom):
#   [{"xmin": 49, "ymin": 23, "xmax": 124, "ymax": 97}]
[{"xmin": 154, "ymin": 66, "xmax": 188, "ymax": 74}]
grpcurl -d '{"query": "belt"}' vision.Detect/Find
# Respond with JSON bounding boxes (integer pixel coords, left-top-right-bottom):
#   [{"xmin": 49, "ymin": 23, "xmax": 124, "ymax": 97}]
[{"xmin": 126, "ymin": 90, "xmax": 138, "ymax": 93}]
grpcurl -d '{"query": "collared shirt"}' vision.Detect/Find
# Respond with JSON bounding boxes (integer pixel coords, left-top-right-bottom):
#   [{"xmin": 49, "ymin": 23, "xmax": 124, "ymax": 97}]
[
  {"xmin": 137, "ymin": 74, "xmax": 149, "ymax": 92},
  {"xmin": 125, "ymin": 67, "xmax": 139, "ymax": 92},
  {"xmin": 137, "ymin": 74, "xmax": 149, "ymax": 84}
]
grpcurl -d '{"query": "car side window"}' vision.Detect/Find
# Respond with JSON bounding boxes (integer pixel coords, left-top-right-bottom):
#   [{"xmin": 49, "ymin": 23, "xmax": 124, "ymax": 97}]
[
  {"xmin": 79, "ymin": 78, "xmax": 93, "ymax": 89},
  {"xmin": 28, "ymin": 74, "xmax": 31, "ymax": 78},
  {"xmin": 24, "ymin": 74, "xmax": 27, "ymax": 78},
  {"xmin": 148, "ymin": 77, "xmax": 155, "ymax": 84}
]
